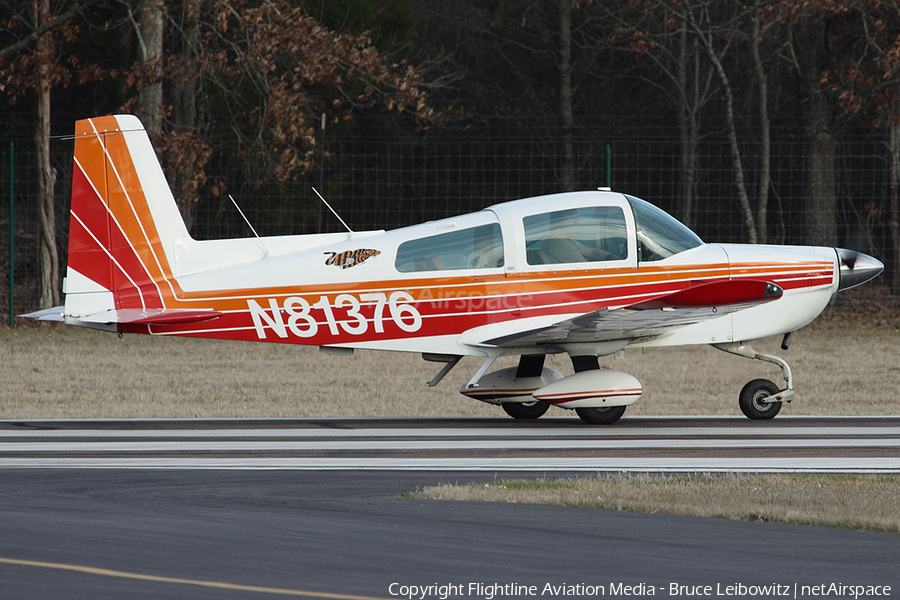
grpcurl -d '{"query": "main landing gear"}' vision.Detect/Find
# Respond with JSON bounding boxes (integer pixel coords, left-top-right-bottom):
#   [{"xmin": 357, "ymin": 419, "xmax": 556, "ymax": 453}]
[
  {"xmin": 569, "ymin": 355, "xmax": 628, "ymax": 425},
  {"xmin": 499, "ymin": 355, "xmax": 630, "ymax": 425},
  {"xmin": 500, "ymin": 355, "xmax": 551, "ymax": 420},
  {"xmin": 459, "ymin": 353, "xmax": 635, "ymax": 425},
  {"xmin": 714, "ymin": 340, "xmax": 795, "ymax": 420}
]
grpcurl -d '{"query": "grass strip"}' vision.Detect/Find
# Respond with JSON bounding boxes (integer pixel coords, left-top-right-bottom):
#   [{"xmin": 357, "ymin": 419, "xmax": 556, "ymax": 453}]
[
  {"xmin": 412, "ymin": 474, "xmax": 900, "ymax": 533},
  {"xmin": 3, "ymin": 325, "xmax": 900, "ymax": 419}
]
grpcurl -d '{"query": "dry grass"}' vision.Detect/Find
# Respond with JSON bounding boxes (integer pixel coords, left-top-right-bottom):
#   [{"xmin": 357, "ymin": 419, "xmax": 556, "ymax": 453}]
[
  {"xmin": 414, "ymin": 474, "xmax": 900, "ymax": 533},
  {"xmin": 1, "ymin": 322, "xmax": 899, "ymax": 418}
]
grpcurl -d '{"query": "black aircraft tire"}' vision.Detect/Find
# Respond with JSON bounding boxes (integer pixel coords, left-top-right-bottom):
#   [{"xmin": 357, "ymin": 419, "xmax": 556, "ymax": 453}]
[
  {"xmin": 575, "ymin": 405, "xmax": 627, "ymax": 425},
  {"xmin": 739, "ymin": 379, "xmax": 782, "ymax": 420},
  {"xmin": 502, "ymin": 401, "xmax": 551, "ymax": 420}
]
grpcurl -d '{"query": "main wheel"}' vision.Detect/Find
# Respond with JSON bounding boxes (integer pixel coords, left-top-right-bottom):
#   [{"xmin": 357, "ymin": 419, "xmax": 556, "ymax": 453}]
[
  {"xmin": 575, "ymin": 405, "xmax": 626, "ymax": 425},
  {"xmin": 502, "ymin": 400, "xmax": 550, "ymax": 420},
  {"xmin": 739, "ymin": 379, "xmax": 782, "ymax": 420}
]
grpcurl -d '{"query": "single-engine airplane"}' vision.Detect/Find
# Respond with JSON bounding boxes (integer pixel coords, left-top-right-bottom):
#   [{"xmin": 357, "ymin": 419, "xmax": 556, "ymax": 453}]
[{"xmin": 28, "ymin": 115, "xmax": 885, "ymax": 424}]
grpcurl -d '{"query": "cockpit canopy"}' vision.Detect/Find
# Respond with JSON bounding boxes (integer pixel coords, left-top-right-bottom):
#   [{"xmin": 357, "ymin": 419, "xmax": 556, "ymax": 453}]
[{"xmin": 389, "ymin": 191, "xmax": 704, "ymax": 274}]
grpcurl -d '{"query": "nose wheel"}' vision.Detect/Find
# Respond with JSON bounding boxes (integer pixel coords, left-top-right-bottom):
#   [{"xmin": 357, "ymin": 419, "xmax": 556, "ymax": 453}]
[
  {"xmin": 715, "ymin": 342, "xmax": 795, "ymax": 421},
  {"xmin": 739, "ymin": 378, "xmax": 782, "ymax": 420}
]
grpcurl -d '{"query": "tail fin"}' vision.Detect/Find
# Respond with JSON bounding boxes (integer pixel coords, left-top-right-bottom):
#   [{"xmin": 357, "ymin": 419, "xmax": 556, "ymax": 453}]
[{"xmin": 65, "ymin": 115, "xmax": 219, "ymax": 327}]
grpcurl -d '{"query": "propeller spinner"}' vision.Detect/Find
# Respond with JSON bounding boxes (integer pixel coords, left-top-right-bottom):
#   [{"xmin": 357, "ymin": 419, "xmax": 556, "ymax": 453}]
[{"xmin": 836, "ymin": 248, "xmax": 884, "ymax": 291}]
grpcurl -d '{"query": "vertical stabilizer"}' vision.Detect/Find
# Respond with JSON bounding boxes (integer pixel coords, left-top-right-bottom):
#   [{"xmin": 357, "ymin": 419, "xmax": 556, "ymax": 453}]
[{"xmin": 65, "ymin": 115, "xmax": 189, "ymax": 324}]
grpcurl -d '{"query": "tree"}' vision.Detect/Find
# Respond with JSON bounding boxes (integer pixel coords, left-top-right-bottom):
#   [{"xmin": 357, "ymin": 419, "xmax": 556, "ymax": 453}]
[
  {"xmin": 121, "ymin": 0, "xmax": 209, "ymax": 231},
  {"xmin": 749, "ymin": 0, "xmax": 772, "ymax": 244},
  {"xmin": 132, "ymin": 0, "xmax": 163, "ymax": 135},
  {"xmin": 34, "ymin": 0, "xmax": 60, "ymax": 309},
  {"xmin": 1, "ymin": 0, "xmax": 432, "ymax": 311},
  {"xmin": 199, "ymin": 1, "xmax": 430, "ymax": 184},
  {"xmin": 814, "ymin": 0, "xmax": 900, "ymax": 293},
  {"xmin": 559, "ymin": 0, "xmax": 575, "ymax": 190},
  {"xmin": 679, "ymin": 0, "xmax": 757, "ymax": 243},
  {"xmin": 758, "ymin": 2, "xmax": 841, "ymax": 248},
  {"xmin": 606, "ymin": 0, "xmax": 721, "ymax": 229},
  {"xmin": 0, "ymin": 0, "xmax": 103, "ymax": 308}
]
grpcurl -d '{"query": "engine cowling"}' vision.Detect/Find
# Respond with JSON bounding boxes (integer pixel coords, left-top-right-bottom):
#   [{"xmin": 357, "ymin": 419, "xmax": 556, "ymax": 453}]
[
  {"xmin": 459, "ymin": 366, "xmax": 563, "ymax": 405},
  {"xmin": 532, "ymin": 369, "xmax": 642, "ymax": 409}
]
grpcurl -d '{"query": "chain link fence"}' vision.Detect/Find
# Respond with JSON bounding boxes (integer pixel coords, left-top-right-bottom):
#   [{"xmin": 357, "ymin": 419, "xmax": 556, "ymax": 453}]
[{"xmin": 2, "ymin": 112, "xmax": 896, "ymax": 324}]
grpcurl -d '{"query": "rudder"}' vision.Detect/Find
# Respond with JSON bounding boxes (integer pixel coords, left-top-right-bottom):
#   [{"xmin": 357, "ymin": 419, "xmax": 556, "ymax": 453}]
[{"xmin": 65, "ymin": 115, "xmax": 188, "ymax": 321}]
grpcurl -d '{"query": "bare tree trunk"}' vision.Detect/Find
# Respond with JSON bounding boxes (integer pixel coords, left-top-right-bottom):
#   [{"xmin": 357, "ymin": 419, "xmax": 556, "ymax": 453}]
[
  {"xmin": 135, "ymin": 0, "xmax": 164, "ymax": 135},
  {"xmin": 794, "ymin": 17, "xmax": 837, "ymax": 247},
  {"xmin": 35, "ymin": 0, "xmax": 59, "ymax": 309},
  {"xmin": 676, "ymin": 25, "xmax": 698, "ymax": 228},
  {"xmin": 751, "ymin": 3, "xmax": 770, "ymax": 244},
  {"xmin": 687, "ymin": 8, "xmax": 757, "ymax": 243},
  {"xmin": 890, "ymin": 123, "xmax": 900, "ymax": 295},
  {"xmin": 173, "ymin": 0, "xmax": 200, "ymax": 232},
  {"xmin": 558, "ymin": 0, "xmax": 575, "ymax": 191},
  {"xmin": 803, "ymin": 98, "xmax": 838, "ymax": 246}
]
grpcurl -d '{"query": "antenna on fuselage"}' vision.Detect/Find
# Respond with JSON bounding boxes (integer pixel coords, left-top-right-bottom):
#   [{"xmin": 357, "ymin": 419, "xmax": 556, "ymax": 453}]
[
  {"xmin": 312, "ymin": 187, "xmax": 354, "ymax": 234},
  {"xmin": 229, "ymin": 194, "xmax": 267, "ymax": 256}
]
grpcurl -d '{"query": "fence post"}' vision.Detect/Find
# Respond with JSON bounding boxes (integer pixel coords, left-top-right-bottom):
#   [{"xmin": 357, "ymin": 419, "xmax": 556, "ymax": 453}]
[
  {"xmin": 7, "ymin": 114, "xmax": 13, "ymax": 327},
  {"xmin": 605, "ymin": 119, "xmax": 612, "ymax": 189},
  {"xmin": 318, "ymin": 112, "xmax": 325, "ymax": 234}
]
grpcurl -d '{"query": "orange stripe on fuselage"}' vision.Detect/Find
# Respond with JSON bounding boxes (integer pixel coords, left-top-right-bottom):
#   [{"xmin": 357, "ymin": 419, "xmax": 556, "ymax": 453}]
[{"xmin": 157, "ymin": 260, "xmax": 830, "ymax": 309}]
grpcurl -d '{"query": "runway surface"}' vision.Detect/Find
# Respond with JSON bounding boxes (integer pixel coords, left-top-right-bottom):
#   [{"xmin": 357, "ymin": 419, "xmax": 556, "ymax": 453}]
[
  {"xmin": 2, "ymin": 417, "xmax": 899, "ymax": 599},
  {"xmin": 2, "ymin": 415, "xmax": 900, "ymax": 472}
]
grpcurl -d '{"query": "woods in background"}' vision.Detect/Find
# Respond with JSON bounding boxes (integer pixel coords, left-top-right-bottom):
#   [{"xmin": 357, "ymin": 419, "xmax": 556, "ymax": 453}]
[{"xmin": 2, "ymin": 0, "xmax": 900, "ymax": 314}]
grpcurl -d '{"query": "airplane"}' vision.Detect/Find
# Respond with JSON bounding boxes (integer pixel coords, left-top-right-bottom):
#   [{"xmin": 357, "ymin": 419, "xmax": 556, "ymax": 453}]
[{"xmin": 27, "ymin": 114, "xmax": 885, "ymax": 424}]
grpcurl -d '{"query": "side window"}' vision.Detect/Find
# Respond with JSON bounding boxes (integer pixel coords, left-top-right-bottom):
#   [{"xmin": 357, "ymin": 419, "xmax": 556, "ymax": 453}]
[
  {"xmin": 524, "ymin": 207, "xmax": 628, "ymax": 265},
  {"xmin": 395, "ymin": 223, "xmax": 504, "ymax": 272}
]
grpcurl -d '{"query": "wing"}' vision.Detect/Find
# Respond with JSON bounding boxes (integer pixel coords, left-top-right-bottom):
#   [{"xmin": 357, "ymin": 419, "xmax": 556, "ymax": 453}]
[{"xmin": 479, "ymin": 279, "xmax": 783, "ymax": 348}]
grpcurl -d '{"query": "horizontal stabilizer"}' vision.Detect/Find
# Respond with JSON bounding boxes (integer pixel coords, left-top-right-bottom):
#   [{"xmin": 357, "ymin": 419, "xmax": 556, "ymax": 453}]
[
  {"xmin": 20, "ymin": 306, "xmax": 65, "ymax": 322},
  {"xmin": 67, "ymin": 308, "xmax": 223, "ymax": 326}
]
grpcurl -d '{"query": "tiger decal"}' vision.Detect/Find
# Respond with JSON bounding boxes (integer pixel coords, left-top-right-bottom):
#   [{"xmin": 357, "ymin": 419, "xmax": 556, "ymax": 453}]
[{"xmin": 324, "ymin": 248, "xmax": 381, "ymax": 269}]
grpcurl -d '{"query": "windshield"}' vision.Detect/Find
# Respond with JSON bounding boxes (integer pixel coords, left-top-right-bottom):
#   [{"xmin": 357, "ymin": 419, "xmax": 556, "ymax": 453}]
[{"xmin": 626, "ymin": 195, "xmax": 703, "ymax": 261}]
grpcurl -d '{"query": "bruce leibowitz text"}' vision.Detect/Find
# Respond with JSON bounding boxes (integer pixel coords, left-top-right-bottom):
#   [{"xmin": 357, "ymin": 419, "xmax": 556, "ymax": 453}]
[{"xmin": 388, "ymin": 582, "xmax": 893, "ymax": 600}]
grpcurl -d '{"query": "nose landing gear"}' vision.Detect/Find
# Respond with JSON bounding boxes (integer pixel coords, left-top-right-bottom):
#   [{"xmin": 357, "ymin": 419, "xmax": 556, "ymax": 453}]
[{"xmin": 714, "ymin": 342, "xmax": 795, "ymax": 420}]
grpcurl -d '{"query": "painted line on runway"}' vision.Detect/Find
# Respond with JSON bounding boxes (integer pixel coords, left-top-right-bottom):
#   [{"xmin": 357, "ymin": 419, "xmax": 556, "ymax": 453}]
[
  {"xmin": 3, "ymin": 438, "xmax": 900, "ymax": 452},
  {"xmin": 0, "ymin": 557, "xmax": 389, "ymax": 600},
  {"xmin": 2, "ymin": 426, "xmax": 900, "ymax": 438},
  {"xmin": 2, "ymin": 456, "xmax": 900, "ymax": 472},
  {"xmin": 3, "ymin": 420, "xmax": 898, "ymax": 473}
]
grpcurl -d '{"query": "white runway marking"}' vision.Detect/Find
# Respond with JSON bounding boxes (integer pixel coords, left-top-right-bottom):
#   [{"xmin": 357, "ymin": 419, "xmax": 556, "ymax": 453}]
[
  {"xmin": 1, "ymin": 426, "xmax": 899, "ymax": 438},
  {"xmin": 2, "ymin": 438, "xmax": 900, "ymax": 452},
  {"xmin": 1, "ymin": 457, "xmax": 899, "ymax": 473},
  {"xmin": 2, "ymin": 418, "xmax": 899, "ymax": 473}
]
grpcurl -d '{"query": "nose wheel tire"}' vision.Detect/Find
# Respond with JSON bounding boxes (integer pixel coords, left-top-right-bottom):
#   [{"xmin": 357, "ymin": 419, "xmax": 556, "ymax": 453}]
[
  {"xmin": 575, "ymin": 405, "xmax": 627, "ymax": 425},
  {"xmin": 739, "ymin": 379, "xmax": 782, "ymax": 420},
  {"xmin": 502, "ymin": 400, "xmax": 550, "ymax": 420}
]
